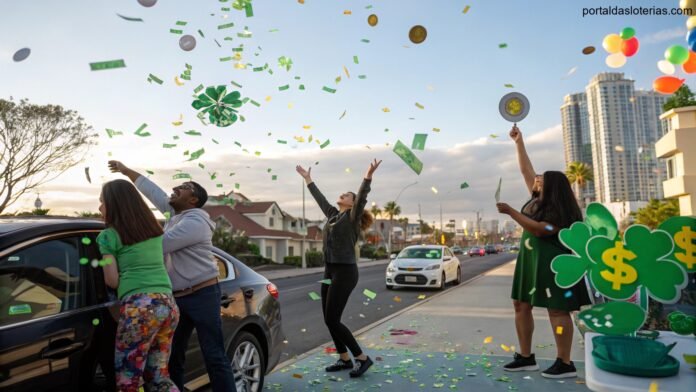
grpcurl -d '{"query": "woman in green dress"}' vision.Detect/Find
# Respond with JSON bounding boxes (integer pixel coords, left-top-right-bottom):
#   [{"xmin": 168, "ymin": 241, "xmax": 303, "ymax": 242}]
[{"xmin": 496, "ymin": 125, "xmax": 591, "ymax": 379}]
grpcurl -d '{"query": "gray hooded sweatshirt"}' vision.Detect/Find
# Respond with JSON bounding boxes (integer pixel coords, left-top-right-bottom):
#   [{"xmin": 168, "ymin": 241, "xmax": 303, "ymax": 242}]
[{"xmin": 135, "ymin": 175, "xmax": 219, "ymax": 291}]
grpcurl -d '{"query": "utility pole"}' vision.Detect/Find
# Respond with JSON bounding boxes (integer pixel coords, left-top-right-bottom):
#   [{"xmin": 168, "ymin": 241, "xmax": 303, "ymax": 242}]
[{"xmin": 301, "ymin": 179, "xmax": 307, "ymax": 269}]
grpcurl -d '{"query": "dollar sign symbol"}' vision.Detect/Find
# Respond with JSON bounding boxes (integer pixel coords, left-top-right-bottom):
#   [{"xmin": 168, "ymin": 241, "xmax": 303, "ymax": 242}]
[
  {"xmin": 600, "ymin": 241, "xmax": 638, "ymax": 291},
  {"xmin": 674, "ymin": 226, "xmax": 696, "ymax": 270}
]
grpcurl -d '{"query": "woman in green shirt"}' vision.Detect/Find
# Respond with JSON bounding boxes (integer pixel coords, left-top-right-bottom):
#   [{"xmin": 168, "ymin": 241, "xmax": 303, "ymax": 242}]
[
  {"xmin": 97, "ymin": 179, "xmax": 180, "ymax": 392},
  {"xmin": 496, "ymin": 126, "xmax": 590, "ymax": 379}
]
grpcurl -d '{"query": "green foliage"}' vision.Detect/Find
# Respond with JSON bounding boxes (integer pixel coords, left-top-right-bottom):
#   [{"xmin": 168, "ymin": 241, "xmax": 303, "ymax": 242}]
[
  {"xmin": 305, "ymin": 250, "xmax": 324, "ymax": 267},
  {"xmin": 75, "ymin": 211, "xmax": 102, "ymax": 218},
  {"xmin": 631, "ymin": 199, "xmax": 680, "ymax": 230},
  {"xmin": 284, "ymin": 256, "xmax": 302, "ymax": 265},
  {"xmin": 212, "ymin": 227, "xmax": 255, "ymax": 257},
  {"xmin": 663, "ymin": 84, "xmax": 696, "ymax": 112}
]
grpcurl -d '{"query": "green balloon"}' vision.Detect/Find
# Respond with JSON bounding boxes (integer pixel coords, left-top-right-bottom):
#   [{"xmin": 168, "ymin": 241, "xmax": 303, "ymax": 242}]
[
  {"xmin": 579, "ymin": 301, "xmax": 646, "ymax": 335},
  {"xmin": 668, "ymin": 311, "xmax": 696, "ymax": 335},
  {"xmin": 665, "ymin": 45, "xmax": 690, "ymax": 65},
  {"xmin": 620, "ymin": 27, "xmax": 635, "ymax": 40}
]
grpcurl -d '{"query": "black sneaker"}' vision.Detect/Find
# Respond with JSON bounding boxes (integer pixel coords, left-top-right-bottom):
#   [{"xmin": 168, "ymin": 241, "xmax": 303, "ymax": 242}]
[
  {"xmin": 541, "ymin": 358, "xmax": 577, "ymax": 379},
  {"xmin": 349, "ymin": 356, "xmax": 373, "ymax": 378},
  {"xmin": 503, "ymin": 353, "xmax": 539, "ymax": 372},
  {"xmin": 325, "ymin": 358, "xmax": 353, "ymax": 372}
]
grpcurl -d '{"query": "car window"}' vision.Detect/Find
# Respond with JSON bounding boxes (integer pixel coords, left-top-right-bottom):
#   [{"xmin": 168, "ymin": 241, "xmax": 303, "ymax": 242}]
[
  {"xmin": 213, "ymin": 254, "xmax": 236, "ymax": 281},
  {"xmin": 397, "ymin": 248, "xmax": 442, "ymax": 259},
  {"xmin": 0, "ymin": 237, "xmax": 83, "ymax": 327},
  {"xmin": 446, "ymin": 249, "xmax": 454, "ymax": 258}
]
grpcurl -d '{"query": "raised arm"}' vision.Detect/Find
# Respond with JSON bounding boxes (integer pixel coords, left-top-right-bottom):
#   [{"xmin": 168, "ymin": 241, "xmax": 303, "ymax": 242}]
[
  {"xmin": 296, "ymin": 165, "xmax": 339, "ymax": 219},
  {"xmin": 350, "ymin": 159, "xmax": 381, "ymax": 222},
  {"xmin": 509, "ymin": 126, "xmax": 536, "ymax": 194},
  {"xmin": 108, "ymin": 160, "xmax": 175, "ymax": 216}
]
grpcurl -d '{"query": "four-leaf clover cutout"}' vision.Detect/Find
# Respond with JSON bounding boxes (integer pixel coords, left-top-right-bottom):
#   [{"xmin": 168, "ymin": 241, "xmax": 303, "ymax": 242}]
[{"xmin": 191, "ymin": 86, "xmax": 243, "ymax": 127}]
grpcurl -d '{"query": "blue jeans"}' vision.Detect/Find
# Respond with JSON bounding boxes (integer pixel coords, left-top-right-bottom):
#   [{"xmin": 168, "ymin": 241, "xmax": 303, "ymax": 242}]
[{"xmin": 169, "ymin": 284, "xmax": 237, "ymax": 392}]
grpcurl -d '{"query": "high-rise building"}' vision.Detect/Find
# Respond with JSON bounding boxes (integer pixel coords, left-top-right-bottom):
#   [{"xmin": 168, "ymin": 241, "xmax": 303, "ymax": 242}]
[
  {"xmin": 582, "ymin": 73, "xmax": 669, "ymax": 203},
  {"xmin": 561, "ymin": 92, "xmax": 594, "ymax": 202}
]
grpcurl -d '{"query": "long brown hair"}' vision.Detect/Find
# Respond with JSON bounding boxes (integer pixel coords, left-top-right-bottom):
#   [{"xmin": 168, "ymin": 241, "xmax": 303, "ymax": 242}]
[
  {"xmin": 531, "ymin": 171, "xmax": 583, "ymax": 229},
  {"xmin": 360, "ymin": 210, "xmax": 374, "ymax": 232},
  {"xmin": 101, "ymin": 179, "xmax": 164, "ymax": 245}
]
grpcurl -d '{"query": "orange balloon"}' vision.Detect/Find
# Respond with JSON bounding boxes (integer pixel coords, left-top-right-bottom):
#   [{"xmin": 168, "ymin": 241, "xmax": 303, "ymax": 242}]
[
  {"xmin": 653, "ymin": 76, "xmax": 685, "ymax": 94},
  {"xmin": 683, "ymin": 51, "xmax": 696, "ymax": 74}
]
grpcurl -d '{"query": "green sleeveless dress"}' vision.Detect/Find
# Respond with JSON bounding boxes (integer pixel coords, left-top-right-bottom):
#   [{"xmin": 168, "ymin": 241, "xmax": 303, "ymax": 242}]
[{"xmin": 510, "ymin": 200, "xmax": 591, "ymax": 311}]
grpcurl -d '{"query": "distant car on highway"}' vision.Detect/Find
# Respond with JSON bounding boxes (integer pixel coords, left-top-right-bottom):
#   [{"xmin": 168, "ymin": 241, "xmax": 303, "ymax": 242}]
[
  {"xmin": 451, "ymin": 246, "xmax": 463, "ymax": 255},
  {"xmin": 0, "ymin": 217, "xmax": 284, "ymax": 392},
  {"xmin": 468, "ymin": 247, "xmax": 485, "ymax": 257},
  {"xmin": 484, "ymin": 244, "xmax": 498, "ymax": 254},
  {"xmin": 385, "ymin": 245, "xmax": 461, "ymax": 290}
]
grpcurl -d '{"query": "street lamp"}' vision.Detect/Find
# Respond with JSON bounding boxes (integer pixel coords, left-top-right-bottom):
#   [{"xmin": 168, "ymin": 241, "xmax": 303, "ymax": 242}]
[{"xmin": 387, "ymin": 181, "xmax": 418, "ymax": 254}]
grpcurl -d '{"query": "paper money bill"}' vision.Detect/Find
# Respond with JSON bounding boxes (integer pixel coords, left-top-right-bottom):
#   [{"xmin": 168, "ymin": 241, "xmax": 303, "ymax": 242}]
[
  {"xmin": 393, "ymin": 140, "xmax": 423, "ymax": 175},
  {"xmin": 411, "ymin": 133, "xmax": 427, "ymax": 151},
  {"xmin": 90, "ymin": 59, "xmax": 126, "ymax": 71},
  {"xmin": 495, "ymin": 177, "xmax": 502, "ymax": 203}
]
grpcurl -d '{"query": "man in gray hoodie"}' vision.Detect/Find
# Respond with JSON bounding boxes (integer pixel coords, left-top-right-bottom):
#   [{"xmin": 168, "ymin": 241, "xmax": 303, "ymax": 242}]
[{"xmin": 108, "ymin": 161, "xmax": 236, "ymax": 392}]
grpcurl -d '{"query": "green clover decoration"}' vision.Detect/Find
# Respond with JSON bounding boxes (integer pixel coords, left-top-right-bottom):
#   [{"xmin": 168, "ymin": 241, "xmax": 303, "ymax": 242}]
[{"xmin": 191, "ymin": 86, "xmax": 243, "ymax": 127}]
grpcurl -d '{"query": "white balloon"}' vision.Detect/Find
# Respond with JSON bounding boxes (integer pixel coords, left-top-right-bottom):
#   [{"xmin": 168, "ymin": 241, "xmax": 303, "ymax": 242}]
[
  {"xmin": 138, "ymin": 0, "xmax": 157, "ymax": 7},
  {"xmin": 179, "ymin": 35, "xmax": 196, "ymax": 51},
  {"xmin": 657, "ymin": 60, "xmax": 676, "ymax": 75},
  {"xmin": 605, "ymin": 53, "xmax": 627, "ymax": 69}
]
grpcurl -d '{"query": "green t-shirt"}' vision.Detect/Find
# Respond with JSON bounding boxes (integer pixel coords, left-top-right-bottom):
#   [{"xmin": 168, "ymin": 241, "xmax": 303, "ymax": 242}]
[{"xmin": 97, "ymin": 228, "xmax": 172, "ymax": 299}]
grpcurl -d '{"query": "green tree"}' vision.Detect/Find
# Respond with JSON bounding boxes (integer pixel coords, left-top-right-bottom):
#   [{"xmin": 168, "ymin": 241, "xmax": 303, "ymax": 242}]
[
  {"xmin": 212, "ymin": 226, "xmax": 256, "ymax": 256},
  {"xmin": 383, "ymin": 201, "xmax": 401, "ymax": 252},
  {"xmin": 566, "ymin": 161, "xmax": 594, "ymax": 208},
  {"xmin": 0, "ymin": 98, "xmax": 97, "ymax": 214},
  {"xmin": 75, "ymin": 211, "xmax": 102, "ymax": 218},
  {"xmin": 663, "ymin": 84, "xmax": 696, "ymax": 112},
  {"xmin": 370, "ymin": 204, "xmax": 382, "ymax": 245},
  {"xmin": 631, "ymin": 199, "xmax": 680, "ymax": 230}
]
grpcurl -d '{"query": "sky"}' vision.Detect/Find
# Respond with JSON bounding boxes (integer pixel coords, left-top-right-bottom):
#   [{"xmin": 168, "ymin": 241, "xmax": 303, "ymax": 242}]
[{"xmin": 0, "ymin": 0, "xmax": 689, "ymax": 226}]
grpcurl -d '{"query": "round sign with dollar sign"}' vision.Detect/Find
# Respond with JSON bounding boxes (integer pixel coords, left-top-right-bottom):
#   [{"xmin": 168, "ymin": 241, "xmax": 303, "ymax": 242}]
[
  {"xmin": 659, "ymin": 216, "xmax": 696, "ymax": 273},
  {"xmin": 592, "ymin": 240, "xmax": 639, "ymax": 300},
  {"xmin": 499, "ymin": 92, "xmax": 530, "ymax": 123}
]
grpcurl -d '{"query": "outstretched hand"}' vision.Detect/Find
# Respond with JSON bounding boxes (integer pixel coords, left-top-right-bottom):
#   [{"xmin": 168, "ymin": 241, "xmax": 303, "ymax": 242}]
[
  {"xmin": 295, "ymin": 165, "xmax": 312, "ymax": 181},
  {"xmin": 496, "ymin": 202, "xmax": 513, "ymax": 215},
  {"xmin": 108, "ymin": 160, "xmax": 129, "ymax": 174},
  {"xmin": 509, "ymin": 125, "xmax": 522, "ymax": 144},
  {"xmin": 365, "ymin": 159, "xmax": 382, "ymax": 179}
]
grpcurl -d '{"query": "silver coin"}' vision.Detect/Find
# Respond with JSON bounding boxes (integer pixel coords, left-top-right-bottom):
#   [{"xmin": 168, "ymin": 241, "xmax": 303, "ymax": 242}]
[
  {"xmin": 138, "ymin": 0, "xmax": 158, "ymax": 7},
  {"xmin": 12, "ymin": 48, "xmax": 31, "ymax": 62},
  {"xmin": 179, "ymin": 35, "xmax": 196, "ymax": 51},
  {"xmin": 498, "ymin": 92, "xmax": 530, "ymax": 123}
]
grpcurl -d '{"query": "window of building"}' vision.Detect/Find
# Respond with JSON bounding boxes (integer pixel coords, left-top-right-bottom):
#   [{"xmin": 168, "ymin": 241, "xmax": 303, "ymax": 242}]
[
  {"xmin": 269, "ymin": 217, "xmax": 274, "ymax": 227},
  {"xmin": 289, "ymin": 247, "xmax": 294, "ymax": 257},
  {"xmin": 0, "ymin": 237, "xmax": 83, "ymax": 327},
  {"xmin": 666, "ymin": 157, "xmax": 676, "ymax": 179},
  {"xmin": 266, "ymin": 246, "xmax": 273, "ymax": 259}
]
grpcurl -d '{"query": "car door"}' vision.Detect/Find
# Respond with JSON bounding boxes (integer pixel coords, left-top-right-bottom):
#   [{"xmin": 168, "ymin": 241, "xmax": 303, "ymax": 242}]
[
  {"xmin": 443, "ymin": 248, "xmax": 454, "ymax": 279},
  {"xmin": 0, "ymin": 232, "xmax": 105, "ymax": 392}
]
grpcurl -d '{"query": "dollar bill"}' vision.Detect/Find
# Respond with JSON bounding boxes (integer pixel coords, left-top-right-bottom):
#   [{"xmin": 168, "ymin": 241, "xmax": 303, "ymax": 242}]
[
  {"xmin": 411, "ymin": 133, "xmax": 427, "ymax": 151},
  {"xmin": 495, "ymin": 177, "xmax": 502, "ymax": 203},
  {"xmin": 393, "ymin": 140, "xmax": 423, "ymax": 175},
  {"xmin": 89, "ymin": 59, "xmax": 126, "ymax": 71}
]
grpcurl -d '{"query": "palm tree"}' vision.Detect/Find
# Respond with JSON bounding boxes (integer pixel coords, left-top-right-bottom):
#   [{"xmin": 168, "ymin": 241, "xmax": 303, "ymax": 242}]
[
  {"xmin": 370, "ymin": 204, "xmax": 382, "ymax": 245},
  {"xmin": 566, "ymin": 161, "xmax": 594, "ymax": 209},
  {"xmin": 383, "ymin": 201, "xmax": 401, "ymax": 253},
  {"xmin": 631, "ymin": 199, "xmax": 680, "ymax": 229}
]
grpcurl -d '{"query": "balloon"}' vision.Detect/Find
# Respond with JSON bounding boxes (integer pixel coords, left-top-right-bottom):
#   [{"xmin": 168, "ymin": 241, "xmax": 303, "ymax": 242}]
[
  {"xmin": 665, "ymin": 45, "xmax": 690, "ymax": 64},
  {"xmin": 658, "ymin": 60, "xmax": 676, "ymax": 75},
  {"xmin": 683, "ymin": 51, "xmax": 696, "ymax": 73},
  {"xmin": 621, "ymin": 37, "xmax": 639, "ymax": 57},
  {"xmin": 179, "ymin": 35, "xmax": 196, "ymax": 51},
  {"xmin": 605, "ymin": 53, "xmax": 627, "ymax": 68},
  {"xmin": 688, "ymin": 16, "xmax": 696, "ymax": 30},
  {"xmin": 620, "ymin": 27, "xmax": 635, "ymax": 40},
  {"xmin": 653, "ymin": 76, "xmax": 685, "ymax": 94},
  {"xmin": 688, "ymin": 28, "xmax": 696, "ymax": 51},
  {"xmin": 602, "ymin": 34, "xmax": 622, "ymax": 53},
  {"xmin": 681, "ymin": 0, "xmax": 696, "ymax": 15}
]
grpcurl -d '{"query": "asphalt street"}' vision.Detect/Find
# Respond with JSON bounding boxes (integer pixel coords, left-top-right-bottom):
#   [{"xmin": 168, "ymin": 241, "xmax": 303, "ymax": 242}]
[{"xmin": 272, "ymin": 252, "xmax": 518, "ymax": 364}]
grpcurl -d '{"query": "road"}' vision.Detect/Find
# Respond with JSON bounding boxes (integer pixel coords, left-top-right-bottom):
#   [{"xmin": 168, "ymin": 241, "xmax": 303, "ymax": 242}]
[{"xmin": 272, "ymin": 252, "xmax": 517, "ymax": 364}]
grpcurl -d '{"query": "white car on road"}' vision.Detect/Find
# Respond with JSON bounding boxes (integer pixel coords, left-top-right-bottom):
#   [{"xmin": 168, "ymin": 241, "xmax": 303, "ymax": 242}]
[{"xmin": 385, "ymin": 245, "xmax": 461, "ymax": 290}]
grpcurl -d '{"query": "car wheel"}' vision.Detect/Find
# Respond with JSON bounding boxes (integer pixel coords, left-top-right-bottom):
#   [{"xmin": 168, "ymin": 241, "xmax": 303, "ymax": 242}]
[
  {"xmin": 453, "ymin": 267, "xmax": 461, "ymax": 285},
  {"xmin": 439, "ymin": 273, "xmax": 446, "ymax": 290},
  {"xmin": 229, "ymin": 331, "xmax": 265, "ymax": 392},
  {"xmin": 386, "ymin": 284, "xmax": 394, "ymax": 290}
]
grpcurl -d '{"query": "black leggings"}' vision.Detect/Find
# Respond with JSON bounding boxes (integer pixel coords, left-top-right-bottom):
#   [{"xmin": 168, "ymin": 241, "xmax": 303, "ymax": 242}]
[{"xmin": 321, "ymin": 262, "xmax": 362, "ymax": 357}]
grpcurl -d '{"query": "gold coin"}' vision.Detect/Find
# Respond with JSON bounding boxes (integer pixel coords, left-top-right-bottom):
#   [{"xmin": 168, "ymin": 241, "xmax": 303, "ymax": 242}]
[
  {"xmin": 368, "ymin": 14, "xmax": 378, "ymax": 27},
  {"xmin": 409, "ymin": 25, "xmax": 427, "ymax": 44},
  {"xmin": 506, "ymin": 98, "xmax": 523, "ymax": 116},
  {"xmin": 582, "ymin": 46, "xmax": 596, "ymax": 55}
]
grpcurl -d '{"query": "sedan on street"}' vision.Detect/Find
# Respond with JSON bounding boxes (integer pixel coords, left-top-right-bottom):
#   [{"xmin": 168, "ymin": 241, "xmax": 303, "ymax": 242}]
[
  {"xmin": 468, "ymin": 247, "xmax": 485, "ymax": 257},
  {"xmin": 385, "ymin": 245, "xmax": 461, "ymax": 290}
]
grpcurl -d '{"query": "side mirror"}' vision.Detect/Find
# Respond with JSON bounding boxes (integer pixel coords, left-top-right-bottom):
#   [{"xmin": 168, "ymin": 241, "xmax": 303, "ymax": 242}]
[
  {"xmin": 390, "ymin": 254, "xmax": 397, "ymax": 260},
  {"xmin": 444, "ymin": 257, "xmax": 451, "ymax": 261}
]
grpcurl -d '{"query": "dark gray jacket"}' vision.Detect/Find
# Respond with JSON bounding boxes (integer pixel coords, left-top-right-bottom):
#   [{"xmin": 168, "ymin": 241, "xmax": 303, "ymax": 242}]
[{"xmin": 307, "ymin": 179, "xmax": 371, "ymax": 264}]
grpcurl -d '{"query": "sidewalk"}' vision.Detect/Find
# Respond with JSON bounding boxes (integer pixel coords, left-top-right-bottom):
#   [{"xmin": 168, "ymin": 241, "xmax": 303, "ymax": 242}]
[
  {"xmin": 257, "ymin": 258, "xmax": 391, "ymax": 280},
  {"xmin": 265, "ymin": 261, "xmax": 590, "ymax": 391}
]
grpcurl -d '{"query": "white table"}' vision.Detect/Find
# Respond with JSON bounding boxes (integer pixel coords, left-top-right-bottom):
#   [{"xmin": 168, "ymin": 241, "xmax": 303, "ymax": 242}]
[{"xmin": 585, "ymin": 331, "xmax": 696, "ymax": 392}]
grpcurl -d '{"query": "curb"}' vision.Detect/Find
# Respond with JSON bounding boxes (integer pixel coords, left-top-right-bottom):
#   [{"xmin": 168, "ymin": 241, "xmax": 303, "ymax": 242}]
[
  {"xmin": 261, "ymin": 259, "xmax": 391, "ymax": 281},
  {"xmin": 270, "ymin": 258, "xmax": 516, "ymax": 373}
]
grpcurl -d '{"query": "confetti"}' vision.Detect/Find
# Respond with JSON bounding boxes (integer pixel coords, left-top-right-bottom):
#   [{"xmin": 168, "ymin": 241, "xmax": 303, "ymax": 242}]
[
  {"xmin": 417, "ymin": 294, "xmax": 426, "ymax": 300},
  {"xmin": 546, "ymin": 288, "xmax": 552, "ymax": 298},
  {"xmin": 564, "ymin": 290, "xmax": 573, "ymax": 298},
  {"xmin": 188, "ymin": 148, "xmax": 205, "ymax": 161},
  {"xmin": 218, "ymin": 22, "xmax": 235, "ymax": 30},
  {"xmin": 322, "ymin": 86, "xmax": 336, "ymax": 93},
  {"xmin": 116, "ymin": 14, "xmax": 144, "ymax": 22},
  {"xmin": 308, "ymin": 291, "xmax": 320, "ymax": 300},
  {"xmin": 499, "ymin": 43, "xmax": 508, "ymax": 48},
  {"xmin": 412, "ymin": 133, "xmax": 427, "ymax": 150},
  {"xmin": 277, "ymin": 139, "xmax": 287, "ymax": 144},
  {"xmin": 555, "ymin": 326, "xmax": 563, "ymax": 335},
  {"xmin": 361, "ymin": 38, "xmax": 370, "ymax": 43},
  {"xmin": 483, "ymin": 336, "xmax": 493, "ymax": 344},
  {"xmin": 462, "ymin": 5, "xmax": 471, "ymax": 13},
  {"xmin": 368, "ymin": 14, "xmax": 378, "ymax": 26},
  {"xmin": 432, "ymin": 127, "xmax": 441, "ymax": 132},
  {"xmin": 147, "ymin": 73, "xmax": 163, "ymax": 84},
  {"xmin": 292, "ymin": 374, "xmax": 303, "ymax": 379},
  {"xmin": 79, "ymin": 257, "xmax": 89, "ymax": 265},
  {"xmin": 184, "ymin": 130, "xmax": 201, "ymax": 136},
  {"xmin": 84, "ymin": 167, "xmax": 91, "ymax": 183},
  {"xmin": 529, "ymin": 287, "xmax": 536, "ymax": 295},
  {"xmin": 615, "ymin": 145, "xmax": 625, "ymax": 152},
  {"xmin": 318, "ymin": 279, "xmax": 332, "ymax": 285},
  {"xmin": 92, "ymin": 318, "xmax": 100, "ymax": 326},
  {"xmin": 393, "ymin": 296, "xmax": 402, "ymax": 302},
  {"xmin": 382, "ymin": 107, "xmax": 391, "ymax": 112},
  {"xmin": 90, "ymin": 59, "xmax": 126, "ymax": 71},
  {"xmin": 320, "ymin": 139, "xmax": 331, "ymax": 149},
  {"xmin": 582, "ymin": 46, "xmax": 596, "ymax": 55},
  {"xmin": 431, "ymin": 187, "xmax": 438, "ymax": 194},
  {"xmin": 490, "ymin": 134, "xmax": 498, "ymax": 138},
  {"xmin": 169, "ymin": 29, "xmax": 183, "ymax": 34},
  {"xmin": 353, "ymin": 55, "xmax": 359, "ymax": 64},
  {"xmin": 415, "ymin": 102, "xmax": 425, "ymax": 109},
  {"xmin": 504, "ymin": 84, "xmax": 514, "ymax": 88},
  {"xmin": 339, "ymin": 110, "xmax": 347, "ymax": 120},
  {"xmin": 460, "ymin": 182, "xmax": 469, "ymax": 189},
  {"xmin": 363, "ymin": 289, "xmax": 377, "ymax": 300},
  {"xmin": 134, "ymin": 123, "xmax": 150, "ymax": 137}
]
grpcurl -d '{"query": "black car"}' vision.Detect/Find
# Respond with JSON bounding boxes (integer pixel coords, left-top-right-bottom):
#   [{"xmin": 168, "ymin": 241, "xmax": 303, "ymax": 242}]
[
  {"xmin": 0, "ymin": 217, "xmax": 284, "ymax": 392},
  {"xmin": 484, "ymin": 244, "xmax": 498, "ymax": 254}
]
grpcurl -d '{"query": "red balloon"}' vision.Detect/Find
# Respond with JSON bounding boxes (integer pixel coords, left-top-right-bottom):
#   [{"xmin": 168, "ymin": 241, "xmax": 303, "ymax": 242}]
[
  {"xmin": 653, "ymin": 76, "xmax": 685, "ymax": 94},
  {"xmin": 683, "ymin": 51, "xmax": 696, "ymax": 74},
  {"xmin": 621, "ymin": 37, "xmax": 640, "ymax": 57}
]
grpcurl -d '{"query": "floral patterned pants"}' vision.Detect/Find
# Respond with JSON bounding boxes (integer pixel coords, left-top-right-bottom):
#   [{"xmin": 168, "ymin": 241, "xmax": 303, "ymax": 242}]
[{"xmin": 115, "ymin": 293, "xmax": 180, "ymax": 392}]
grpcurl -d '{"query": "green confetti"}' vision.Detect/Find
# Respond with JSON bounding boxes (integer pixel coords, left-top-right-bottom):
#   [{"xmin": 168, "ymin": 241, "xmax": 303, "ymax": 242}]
[
  {"xmin": 198, "ymin": 163, "xmax": 205, "ymax": 169},
  {"xmin": 175, "ymin": 20, "xmax": 188, "ymax": 26},
  {"xmin": 271, "ymin": 175, "xmax": 277, "ymax": 180},
  {"xmin": 415, "ymin": 102, "xmax": 425, "ymax": 109},
  {"xmin": 92, "ymin": 318, "xmax": 100, "ymax": 326},
  {"xmin": 212, "ymin": 139, "xmax": 219, "ymax": 144},
  {"xmin": 105, "ymin": 128, "xmax": 123, "ymax": 138},
  {"xmin": 250, "ymin": 100, "xmax": 260, "ymax": 107},
  {"xmin": 245, "ymin": 3, "xmax": 254, "ymax": 17},
  {"xmin": 134, "ymin": 123, "xmax": 151, "ymax": 137},
  {"xmin": 318, "ymin": 279, "xmax": 332, "ymax": 285},
  {"xmin": 146, "ymin": 170, "xmax": 154, "ymax": 175},
  {"xmin": 499, "ymin": 43, "xmax": 508, "ymax": 48},
  {"xmin": 308, "ymin": 292, "xmax": 321, "ymax": 301},
  {"xmin": 147, "ymin": 73, "xmax": 163, "ymax": 84},
  {"xmin": 89, "ymin": 59, "xmax": 126, "ymax": 71},
  {"xmin": 363, "ymin": 289, "xmax": 377, "ymax": 300},
  {"xmin": 194, "ymin": 84, "xmax": 204, "ymax": 94},
  {"xmin": 353, "ymin": 55, "xmax": 359, "ymax": 64},
  {"xmin": 254, "ymin": 151, "xmax": 261, "ymax": 156},
  {"xmin": 361, "ymin": 38, "xmax": 370, "ymax": 43},
  {"xmin": 163, "ymin": 143, "xmax": 177, "ymax": 148},
  {"xmin": 116, "ymin": 14, "xmax": 144, "ymax": 22},
  {"xmin": 299, "ymin": 84, "xmax": 305, "ymax": 90},
  {"xmin": 269, "ymin": 28, "xmax": 279, "ymax": 32},
  {"xmin": 231, "ymin": 80, "xmax": 243, "ymax": 88},
  {"xmin": 320, "ymin": 139, "xmax": 330, "ymax": 149},
  {"xmin": 185, "ymin": 130, "xmax": 202, "ymax": 136},
  {"xmin": 169, "ymin": 29, "xmax": 183, "ymax": 34},
  {"xmin": 460, "ymin": 182, "xmax": 469, "ymax": 189},
  {"xmin": 218, "ymin": 22, "xmax": 235, "ymax": 30},
  {"xmin": 322, "ymin": 86, "xmax": 336, "ymax": 93},
  {"xmin": 79, "ymin": 257, "xmax": 89, "ymax": 265},
  {"xmin": 217, "ymin": 184, "xmax": 223, "ymax": 188},
  {"xmin": 235, "ymin": 183, "xmax": 240, "ymax": 189},
  {"xmin": 219, "ymin": 56, "xmax": 233, "ymax": 62},
  {"xmin": 278, "ymin": 84, "xmax": 290, "ymax": 91},
  {"xmin": 504, "ymin": 84, "xmax": 514, "ymax": 88},
  {"xmin": 188, "ymin": 148, "xmax": 205, "ymax": 161},
  {"xmin": 81, "ymin": 237, "xmax": 92, "ymax": 245},
  {"xmin": 277, "ymin": 139, "xmax": 287, "ymax": 144},
  {"xmin": 358, "ymin": 75, "xmax": 367, "ymax": 79},
  {"xmin": 234, "ymin": 141, "xmax": 242, "ymax": 147}
]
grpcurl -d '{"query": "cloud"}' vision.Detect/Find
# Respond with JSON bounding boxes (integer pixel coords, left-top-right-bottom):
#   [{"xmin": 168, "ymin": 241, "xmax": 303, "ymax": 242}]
[
  {"xmin": 643, "ymin": 27, "xmax": 687, "ymax": 44},
  {"xmin": 8, "ymin": 124, "xmax": 565, "ymax": 230}
]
